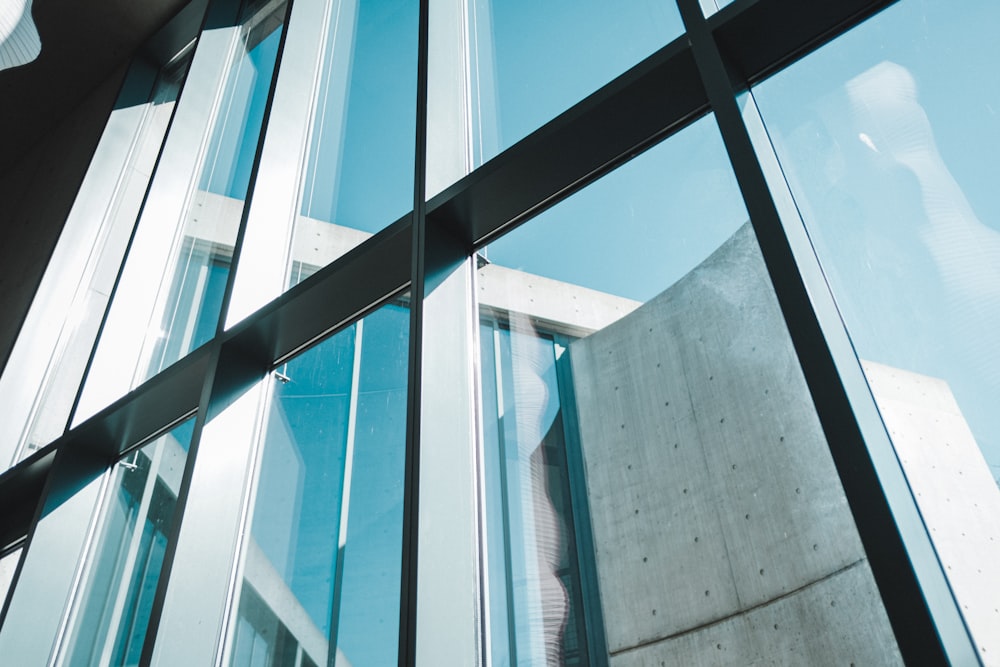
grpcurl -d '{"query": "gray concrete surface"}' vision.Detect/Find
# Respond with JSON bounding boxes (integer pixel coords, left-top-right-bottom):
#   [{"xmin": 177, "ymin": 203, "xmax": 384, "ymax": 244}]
[
  {"xmin": 569, "ymin": 223, "xmax": 901, "ymax": 663},
  {"xmin": 612, "ymin": 560, "xmax": 900, "ymax": 667},
  {"xmin": 865, "ymin": 361, "xmax": 1000, "ymax": 665}
]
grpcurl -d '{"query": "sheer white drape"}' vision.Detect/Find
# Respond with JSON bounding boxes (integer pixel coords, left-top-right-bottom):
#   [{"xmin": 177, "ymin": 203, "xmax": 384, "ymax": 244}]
[{"xmin": 0, "ymin": 0, "xmax": 40, "ymax": 71}]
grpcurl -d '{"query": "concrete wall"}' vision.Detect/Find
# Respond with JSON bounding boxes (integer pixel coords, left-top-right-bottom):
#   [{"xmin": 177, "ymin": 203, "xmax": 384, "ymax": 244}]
[
  {"xmin": 570, "ymin": 223, "xmax": 902, "ymax": 665},
  {"xmin": 864, "ymin": 361, "xmax": 1000, "ymax": 664}
]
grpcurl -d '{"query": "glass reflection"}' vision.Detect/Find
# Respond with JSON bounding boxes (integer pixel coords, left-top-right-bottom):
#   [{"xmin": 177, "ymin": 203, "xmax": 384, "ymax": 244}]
[
  {"xmin": 752, "ymin": 0, "xmax": 1000, "ymax": 657},
  {"xmin": 298, "ymin": 0, "xmax": 416, "ymax": 234},
  {"xmin": 144, "ymin": 5, "xmax": 285, "ymax": 377},
  {"xmin": 56, "ymin": 422, "xmax": 193, "ymax": 667},
  {"xmin": 224, "ymin": 302, "xmax": 409, "ymax": 667},
  {"xmin": 75, "ymin": 0, "xmax": 287, "ymax": 425},
  {"xmin": 0, "ymin": 52, "xmax": 190, "ymax": 467},
  {"xmin": 479, "ymin": 321, "xmax": 588, "ymax": 665},
  {"xmin": 225, "ymin": 0, "xmax": 416, "ymax": 327},
  {"xmin": 477, "ymin": 116, "xmax": 902, "ymax": 664},
  {"xmin": 468, "ymin": 0, "xmax": 682, "ymax": 165}
]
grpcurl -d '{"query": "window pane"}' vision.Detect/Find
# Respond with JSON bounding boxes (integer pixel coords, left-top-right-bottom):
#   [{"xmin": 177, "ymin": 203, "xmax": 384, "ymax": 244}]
[
  {"xmin": 0, "ymin": 422, "xmax": 193, "ymax": 666},
  {"xmin": 225, "ymin": 0, "xmax": 417, "ymax": 327},
  {"xmin": 75, "ymin": 0, "xmax": 288, "ymax": 424},
  {"xmin": 752, "ymin": 0, "xmax": 1000, "ymax": 658},
  {"xmin": 468, "ymin": 0, "xmax": 682, "ymax": 166},
  {"xmin": 223, "ymin": 301, "xmax": 409, "ymax": 666},
  {"xmin": 477, "ymin": 116, "xmax": 902, "ymax": 664},
  {"xmin": 56, "ymin": 423, "xmax": 193, "ymax": 667},
  {"xmin": 0, "ymin": 53, "xmax": 189, "ymax": 467}
]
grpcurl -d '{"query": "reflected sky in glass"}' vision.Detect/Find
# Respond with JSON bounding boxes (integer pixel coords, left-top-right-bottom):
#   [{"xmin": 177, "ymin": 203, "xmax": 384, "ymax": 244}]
[
  {"xmin": 300, "ymin": 0, "xmax": 416, "ymax": 230},
  {"xmin": 201, "ymin": 28, "xmax": 282, "ymax": 199},
  {"xmin": 474, "ymin": 0, "xmax": 682, "ymax": 162},
  {"xmin": 753, "ymin": 0, "xmax": 1000, "ymax": 482},
  {"xmin": 231, "ymin": 303, "xmax": 408, "ymax": 667},
  {"xmin": 486, "ymin": 114, "xmax": 747, "ymax": 302}
]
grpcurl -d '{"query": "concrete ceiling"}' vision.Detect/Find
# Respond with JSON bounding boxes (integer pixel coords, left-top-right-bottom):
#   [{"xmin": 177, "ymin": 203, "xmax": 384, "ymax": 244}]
[{"xmin": 0, "ymin": 0, "xmax": 193, "ymax": 176}]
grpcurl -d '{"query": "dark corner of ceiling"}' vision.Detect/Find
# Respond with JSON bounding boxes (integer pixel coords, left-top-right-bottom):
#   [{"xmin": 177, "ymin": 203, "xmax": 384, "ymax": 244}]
[{"xmin": 0, "ymin": 0, "xmax": 196, "ymax": 178}]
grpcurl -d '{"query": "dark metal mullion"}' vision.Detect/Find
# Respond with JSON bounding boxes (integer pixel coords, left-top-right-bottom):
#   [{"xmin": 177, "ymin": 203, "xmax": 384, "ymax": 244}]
[
  {"xmin": 674, "ymin": 0, "xmax": 972, "ymax": 664},
  {"xmin": 212, "ymin": 0, "xmax": 297, "ymax": 340},
  {"xmin": 399, "ymin": 0, "xmax": 430, "ymax": 664}
]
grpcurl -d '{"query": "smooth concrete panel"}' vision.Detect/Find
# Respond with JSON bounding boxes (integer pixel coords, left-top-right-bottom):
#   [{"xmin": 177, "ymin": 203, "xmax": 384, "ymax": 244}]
[
  {"xmin": 611, "ymin": 561, "xmax": 901, "ymax": 667},
  {"xmin": 570, "ymin": 224, "xmax": 892, "ymax": 656},
  {"xmin": 864, "ymin": 361, "xmax": 1000, "ymax": 664}
]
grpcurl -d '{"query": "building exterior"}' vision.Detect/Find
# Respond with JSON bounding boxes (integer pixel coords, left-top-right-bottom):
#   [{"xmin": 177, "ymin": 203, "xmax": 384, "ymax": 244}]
[{"xmin": 0, "ymin": 0, "xmax": 998, "ymax": 665}]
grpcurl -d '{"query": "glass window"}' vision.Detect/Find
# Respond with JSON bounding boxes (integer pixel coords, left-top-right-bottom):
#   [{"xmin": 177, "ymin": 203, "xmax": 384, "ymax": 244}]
[
  {"xmin": 476, "ymin": 115, "xmax": 902, "ymax": 664},
  {"xmin": 0, "ymin": 422, "xmax": 193, "ymax": 666},
  {"xmin": 224, "ymin": 0, "xmax": 417, "ymax": 327},
  {"xmin": 752, "ymin": 0, "xmax": 1000, "ymax": 658},
  {"xmin": 0, "ymin": 51, "xmax": 190, "ymax": 468},
  {"xmin": 467, "ymin": 0, "xmax": 683, "ymax": 166},
  {"xmin": 74, "ymin": 0, "xmax": 288, "ymax": 424},
  {"xmin": 54, "ymin": 423, "xmax": 193, "ymax": 667},
  {"xmin": 222, "ymin": 301, "xmax": 409, "ymax": 666}
]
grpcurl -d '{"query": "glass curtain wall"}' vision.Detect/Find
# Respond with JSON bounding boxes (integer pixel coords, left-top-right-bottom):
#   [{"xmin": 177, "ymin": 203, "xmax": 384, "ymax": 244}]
[
  {"xmin": 0, "ymin": 422, "xmax": 194, "ymax": 666},
  {"xmin": 220, "ymin": 302, "xmax": 409, "ymax": 667},
  {"xmin": 0, "ymin": 51, "xmax": 192, "ymax": 469},
  {"xmin": 1, "ymin": 0, "xmax": 996, "ymax": 665},
  {"xmin": 475, "ymin": 115, "xmax": 901, "ymax": 665},
  {"xmin": 225, "ymin": 0, "xmax": 417, "ymax": 326},
  {"xmin": 0, "ymin": 545, "xmax": 22, "ymax": 619},
  {"xmin": 752, "ymin": 0, "xmax": 1000, "ymax": 657},
  {"xmin": 53, "ymin": 425, "xmax": 193, "ymax": 667},
  {"xmin": 422, "ymin": 0, "xmax": 685, "ymax": 198},
  {"xmin": 74, "ymin": 0, "xmax": 289, "ymax": 424}
]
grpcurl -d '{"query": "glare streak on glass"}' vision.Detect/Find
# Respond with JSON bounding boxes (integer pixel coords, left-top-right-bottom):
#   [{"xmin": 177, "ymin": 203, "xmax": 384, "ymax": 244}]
[
  {"xmin": 0, "ymin": 55, "xmax": 189, "ymax": 468},
  {"xmin": 52, "ymin": 424, "xmax": 193, "ymax": 667},
  {"xmin": 223, "ymin": 303, "xmax": 409, "ymax": 667},
  {"xmin": 752, "ymin": 0, "xmax": 1000, "ymax": 657},
  {"xmin": 476, "ymin": 115, "xmax": 903, "ymax": 664},
  {"xmin": 74, "ymin": 0, "xmax": 287, "ymax": 425},
  {"xmin": 225, "ymin": 0, "xmax": 417, "ymax": 328}
]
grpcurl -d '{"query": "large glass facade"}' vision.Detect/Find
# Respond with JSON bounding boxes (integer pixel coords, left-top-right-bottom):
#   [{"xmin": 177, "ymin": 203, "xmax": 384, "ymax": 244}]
[
  {"xmin": 0, "ymin": 0, "xmax": 995, "ymax": 665},
  {"xmin": 0, "ymin": 50, "xmax": 191, "ymax": 467},
  {"xmin": 752, "ymin": 1, "xmax": 1000, "ymax": 658},
  {"xmin": 222, "ymin": 303, "xmax": 409, "ymax": 667},
  {"xmin": 56, "ymin": 425, "xmax": 192, "ymax": 666},
  {"xmin": 475, "ymin": 116, "xmax": 900, "ymax": 665},
  {"xmin": 225, "ymin": 0, "xmax": 418, "ymax": 326},
  {"xmin": 74, "ymin": 0, "xmax": 289, "ymax": 424},
  {"xmin": 0, "ymin": 422, "xmax": 193, "ymax": 665}
]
